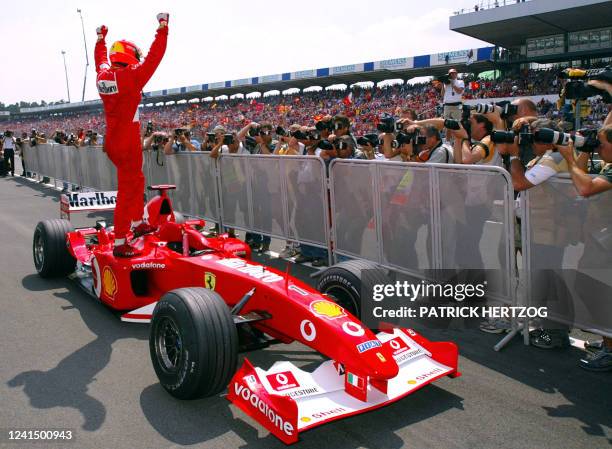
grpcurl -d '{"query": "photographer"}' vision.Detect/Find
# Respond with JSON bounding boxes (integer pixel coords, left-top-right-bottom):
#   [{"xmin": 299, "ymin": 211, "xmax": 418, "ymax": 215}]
[
  {"xmin": 449, "ymin": 114, "xmax": 501, "ymax": 166},
  {"xmin": 412, "ymin": 126, "xmax": 454, "ymax": 163},
  {"xmin": 144, "ymin": 131, "xmax": 169, "ymax": 151},
  {"xmin": 356, "ymin": 134, "xmax": 385, "ymax": 160},
  {"xmin": 500, "ymin": 118, "xmax": 572, "ymax": 349},
  {"xmin": 51, "ymin": 130, "xmax": 67, "ymax": 145},
  {"xmin": 239, "ymin": 122, "xmax": 277, "ymax": 154},
  {"xmin": 1, "ymin": 130, "xmax": 16, "ymax": 176},
  {"xmin": 438, "ymin": 69, "xmax": 465, "ymax": 120},
  {"xmin": 209, "ymin": 128, "xmax": 248, "ymax": 159},
  {"xmin": 164, "ymin": 127, "xmax": 200, "ymax": 154},
  {"xmin": 82, "ymin": 130, "xmax": 99, "ymax": 146},
  {"xmin": 274, "ymin": 124, "xmax": 302, "ymax": 156},
  {"xmin": 558, "ymin": 124, "xmax": 612, "ymax": 370}
]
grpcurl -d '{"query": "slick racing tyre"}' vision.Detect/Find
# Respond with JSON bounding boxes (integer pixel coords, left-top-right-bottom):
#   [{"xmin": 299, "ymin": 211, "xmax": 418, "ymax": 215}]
[
  {"xmin": 150, "ymin": 287, "xmax": 238, "ymax": 399},
  {"xmin": 33, "ymin": 219, "xmax": 75, "ymax": 278},
  {"xmin": 316, "ymin": 259, "xmax": 387, "ymax": 320}
]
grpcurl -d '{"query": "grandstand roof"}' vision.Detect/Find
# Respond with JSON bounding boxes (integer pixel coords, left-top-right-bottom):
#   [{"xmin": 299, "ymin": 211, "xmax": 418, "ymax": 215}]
[
  {"xmin": 18, "ymin": 46, "xmax": 495, "ymax": 115},
  {"xmin": 450, "ymin": 0, "xmax": 612, "ymax": 48}
]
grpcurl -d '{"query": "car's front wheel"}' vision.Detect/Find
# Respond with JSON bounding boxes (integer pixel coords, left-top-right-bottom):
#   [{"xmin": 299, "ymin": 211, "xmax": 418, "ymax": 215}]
[
  {"xmin": 150, "ymin": 287, "xmax": 238, "ymax": 399},
  {"xmin": 33, "ymin": 219, "xmax": 75, "ymax": 278}
]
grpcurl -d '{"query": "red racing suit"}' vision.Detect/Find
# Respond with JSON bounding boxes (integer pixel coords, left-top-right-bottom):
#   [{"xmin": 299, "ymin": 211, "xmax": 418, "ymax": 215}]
[{"xmin": 94, "ymin": 26, "xmax": 168, "ymax": 239}]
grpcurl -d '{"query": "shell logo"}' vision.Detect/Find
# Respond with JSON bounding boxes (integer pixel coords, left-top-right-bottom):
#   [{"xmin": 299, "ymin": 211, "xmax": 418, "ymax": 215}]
[
  {"xmin": 300, "ymin": 417, "xmax": 311, "ymax": 423},
  {"xmin": 102, "ymin": 266, "xmax": 118, "ymax": 299},
  {"xmin": 310, "ymin": 300, "xmax": 346, "ymax": 320}
]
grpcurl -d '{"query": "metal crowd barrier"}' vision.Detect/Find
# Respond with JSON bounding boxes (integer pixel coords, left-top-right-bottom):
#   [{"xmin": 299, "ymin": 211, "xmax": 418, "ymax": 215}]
[
  {"xmin": 522, "ymin": 176, "xmax": 612, "ymax": 338},
  {"xmin": 216, "ymin": 154, "xmax": 330, "ymax": 250},
  {"xmin": 26, "ymin": 144, "xmax": 612, "ymax": 343},
  {"xmin": 328, "ymin": 160, "xmax": 517, "ymax": 306}
]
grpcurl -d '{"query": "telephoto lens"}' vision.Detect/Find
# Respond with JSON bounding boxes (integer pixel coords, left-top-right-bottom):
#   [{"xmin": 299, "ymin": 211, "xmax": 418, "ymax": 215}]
[{"xmin": 490, "ymin": 130, "xmax": 516, "ymax": 144}]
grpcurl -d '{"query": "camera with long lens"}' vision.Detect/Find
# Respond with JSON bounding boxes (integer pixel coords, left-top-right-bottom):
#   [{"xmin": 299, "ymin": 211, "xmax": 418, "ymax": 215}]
[
  {"xmin": 357, "ymin": 133, "xmax": 380, "ymax": 147},
  {"xmin": 559, "ymin": 67, "xmax": 612, "ymax": 102},
  {"xmin": 276, "ymin": 126, "xmax": 287, "ymax": 137},
  {"xmin": 289, "ymin": 130, "xmax": 307, "ymax": 140},
  {"xmin": 474, "ymin": 101, "xmax": 519, "ymax": 119},
  {"xmin": 534, "ymin": 128, "xmax": 600, "ymax": 153},
  {"xmin": 490, "ymin": 124, "xmax": 533, "ymax": 146},
  {"xmin": 376, "ymin": 114, "xmax": 397, "ymax": 133}
]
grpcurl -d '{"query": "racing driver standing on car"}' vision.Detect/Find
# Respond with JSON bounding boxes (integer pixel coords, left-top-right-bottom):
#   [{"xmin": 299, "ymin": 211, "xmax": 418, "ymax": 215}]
[{"xmin": 95, "ymin": 13, "xmax": 169, "ymax": 257}]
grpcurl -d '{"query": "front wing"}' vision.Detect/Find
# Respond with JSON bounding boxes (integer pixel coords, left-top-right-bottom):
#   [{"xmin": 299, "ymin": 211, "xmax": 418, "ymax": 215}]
[{"xmin": 227, "ymin": 328, "xmax": 459, "ymax": 444}]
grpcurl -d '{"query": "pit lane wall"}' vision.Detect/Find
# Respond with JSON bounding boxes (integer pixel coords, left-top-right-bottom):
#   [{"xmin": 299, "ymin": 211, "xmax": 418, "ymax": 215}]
[{"xmin": 21, "ymin": 143, "xmax": 612, "ymax": 335}]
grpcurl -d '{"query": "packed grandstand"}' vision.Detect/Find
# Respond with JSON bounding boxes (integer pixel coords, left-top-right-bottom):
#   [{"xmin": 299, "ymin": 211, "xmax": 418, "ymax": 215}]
[{"xmin": 3, "ymin": 68, "xmax": 609, "ymax": 143}]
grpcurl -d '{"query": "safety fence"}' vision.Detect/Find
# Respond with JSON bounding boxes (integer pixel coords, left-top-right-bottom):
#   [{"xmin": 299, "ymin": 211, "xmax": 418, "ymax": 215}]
[
  {"xmin": 522, "ymin": 177, "xmax": 612, "ymax": 338},
  {"xmin": 330, "ymin": 160, "xmax": 516, "ymax": 304},
  {"xmin": 21, "ymin": 143, "xmax": 612, "ymax": 338}
]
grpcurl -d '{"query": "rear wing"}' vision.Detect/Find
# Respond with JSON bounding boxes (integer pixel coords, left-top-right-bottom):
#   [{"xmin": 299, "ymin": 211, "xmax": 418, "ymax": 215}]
[{"xmin": 60, "ymin": 191, "xmax": 117, "ymax": 220}]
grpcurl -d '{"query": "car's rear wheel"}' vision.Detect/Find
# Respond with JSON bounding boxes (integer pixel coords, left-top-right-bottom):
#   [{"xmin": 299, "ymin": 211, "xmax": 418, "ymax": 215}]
[
  {"xmin": 316, "ymin": 260, "xmax": 387, "ymax": 320},
  {"xmin": 33, "ymin": 219, "xmax": 75, "ymax": 278},
  {"xmin": 150, "ymin": 287, "xmax": 238, "ymax": 399}
]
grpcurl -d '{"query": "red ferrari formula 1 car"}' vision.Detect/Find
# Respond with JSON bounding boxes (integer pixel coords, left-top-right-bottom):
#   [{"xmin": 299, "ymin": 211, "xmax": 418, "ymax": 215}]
[{"xmin": 33, "ymin": 185, "xmax": 460, "ymax": 444}]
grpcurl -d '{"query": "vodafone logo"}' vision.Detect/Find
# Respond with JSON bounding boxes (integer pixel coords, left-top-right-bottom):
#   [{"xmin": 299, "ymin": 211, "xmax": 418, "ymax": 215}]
[
  {"xmin": 233, "ymin": 383, "xmax": 295, "ymax": 437},
  {"xmin": 342, "ymin": 321, "xmax": 365, "ymax": 337},
  {"xmin": 300, "ymin": 320, "xmax": 316, "ymax": 342},
  {"xmin": 266, "ymin": 371, "xmax": 299, "ymax": 391},
  {"xmin": 387, "ymin": 337, "xmax": 410, "ymax": 355}
]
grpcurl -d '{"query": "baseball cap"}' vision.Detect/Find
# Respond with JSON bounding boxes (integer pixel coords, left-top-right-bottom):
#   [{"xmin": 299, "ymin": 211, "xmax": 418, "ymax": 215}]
[{"xmin": 212, "ymin": 125, "xmax": 226, "ymax": 134}]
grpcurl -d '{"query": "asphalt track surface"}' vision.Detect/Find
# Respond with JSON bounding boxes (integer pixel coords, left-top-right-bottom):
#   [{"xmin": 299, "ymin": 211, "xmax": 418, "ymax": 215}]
[{"xmin": 0, "ymin": 174, "xmax": 611, "ymax": 449}]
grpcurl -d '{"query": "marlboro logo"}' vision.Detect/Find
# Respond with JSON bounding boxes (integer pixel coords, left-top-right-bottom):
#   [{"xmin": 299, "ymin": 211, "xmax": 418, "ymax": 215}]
[{"xmin": 64, "ymin": 191, "xmax": 118, "ymax": 210}]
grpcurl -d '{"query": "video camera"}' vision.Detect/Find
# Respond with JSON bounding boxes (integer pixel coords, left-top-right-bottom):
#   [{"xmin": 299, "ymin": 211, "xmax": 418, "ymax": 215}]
[{"xmin": 559, "ymin": 67, "xmax": 612, "ymax": 102}]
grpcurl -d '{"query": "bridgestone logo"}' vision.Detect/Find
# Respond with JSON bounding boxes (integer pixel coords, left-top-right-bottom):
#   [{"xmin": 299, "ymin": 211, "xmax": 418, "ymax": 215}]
[
  {"xmin": 233, "ymin": 383, "xmax": 295, "ymax": 436},
  {"xmin": 132, "ymin": 262, "xmax": 166, "ymax": 269}
]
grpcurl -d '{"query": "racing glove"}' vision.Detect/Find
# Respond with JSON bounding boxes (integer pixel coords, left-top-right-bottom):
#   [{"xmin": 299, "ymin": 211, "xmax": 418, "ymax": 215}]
[
  {"xmin": 157, "ymin": 13, "xmax": 169, "ymax": 26},
  {"xmin": 96, "ymin": 25, "xmax": 108, "ymax": 40}
]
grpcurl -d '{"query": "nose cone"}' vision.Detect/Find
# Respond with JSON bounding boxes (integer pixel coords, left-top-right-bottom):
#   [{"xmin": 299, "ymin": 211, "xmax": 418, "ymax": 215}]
[{"xmin": 355, "ymin": 344, "xmax": 399, "ymax": 380}]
